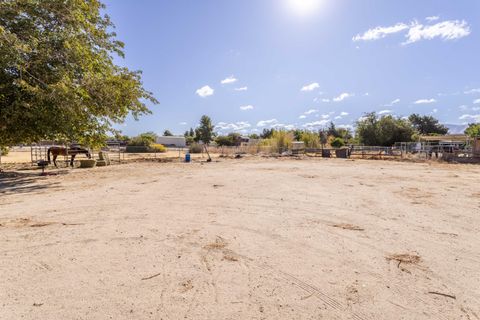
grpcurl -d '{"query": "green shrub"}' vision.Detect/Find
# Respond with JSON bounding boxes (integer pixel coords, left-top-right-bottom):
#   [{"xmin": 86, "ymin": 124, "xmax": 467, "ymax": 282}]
[
  {"xmin": 0, "ymin": 146, "xmax": 8, "ymax": 156},
  {"xmin": 331, "ymin": 137, "xmax": 345, "ymax": 148},
  {"xmin": 189, "ymin": 143, "xmax": 203, "ymax": 154},
  {"xmin": 262, "ymin": 130, "xmax": 293, "ymax": 153},
  {"xmin": 149, "ymin": 143, "xmax": 166, "ymax": 153},
  {"xmin": 300, "ymin": 131, "xmax": 320, "ymax": 149}
]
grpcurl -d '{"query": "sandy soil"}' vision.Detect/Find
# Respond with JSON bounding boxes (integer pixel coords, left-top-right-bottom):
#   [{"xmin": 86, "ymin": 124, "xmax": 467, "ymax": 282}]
[{"xmin": 1, "ymin": 158, "xmax": 479, "ymax": 319}]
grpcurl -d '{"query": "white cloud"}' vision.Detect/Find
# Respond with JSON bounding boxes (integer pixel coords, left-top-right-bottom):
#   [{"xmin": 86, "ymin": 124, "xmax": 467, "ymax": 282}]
[
  {"xmin": 414, "ymin": 98, "xmax": 436, "ymax": 104},
  {"xmin": 459, "ymin": 114, "xmax": 480, "ymax": 122},
  {"xmin": 221, "ymin": 76, "xmax": 238, "ymax": 84},
  {"xmin": 385, "ymin": 98, "xmax": 400, "ymax": 107},
  {"xmin": 353, "ymin": 19, "xmax": 471, "ymax": 45},
  {"xmin": 432, "ymin": 108, "xmax": 438, "ymax": 113},
  {"xmin": 216, "ymin": 121, "xmax": 251, "ymax": 131},
  {"xmin": 340, "ymin": 112, "xmax": 349, "ymax": 116},
  {"xmin": 321, "ymin": 98, "xmax": 331, "ymax": 103},
  {"xmin": 426, "ymin": 16, "xmax": 440, "ymax": 22},
  {"xmin": 299, "ymin": 115, "xmax": 307, "ymax": 119},
  {"xmin": 459, "ymin": 105, "xmax": 469, "ymax": 110},
  {"xmin": 235, "ymin": 87, "xmax": 248, "ymax": 91},
  {"xmin": 473, "ymin": 106, "xmax": 480, "ymax": 111},
  {"xmin": 179, "ymin": 122, "xmax": 187, "ymax": 125},
  {"xmin": 353, "ymin": 23, "xmax": 409, "ymax": 41},
  {"xmin": 304, "ymin": 109, "xmax": 318, "ymax": 115},
  {"xmin": 405, "ymin": 20, "xmax": 471, "ymax": 44},
  {"xmin": 465, "ymin": 88, "xmax": 480, "ymax": 94},
  {"xmin": 333, "ymin": 93, "xmax": 353, "ymax": 102},
  {"xmin": 321, "ymin": 114, "xmax": 330, "ymax": 119},
  {"xmin": 301, "ymin": 82, "xmax": 320, "ymax": 92},
  {"xmin": 196, "ymin": 85, "xmax": 214, "ymax": 98},
  {"xmin": 257, "ymin": 119, "xmax": 278, "ymax": 127},
  {"xmin": 337, "ymin": 124, "xmax": 354, "ymax": 131},
  {"xmin": 240, "ymin": 105, "xmax": 254, "ymax": 111},
  {"xmin": 303, "ymin": 120, "xmax": 330, "ymax": 128},
  {"xmin": 474, "ymin": 99, "xmax": 480, "ymax": 104},
  {"xmin": 378, "ymin": 109, "xmax": 393, "ymax": 115},
  {"xmin": 364, "ymin": 92, "xmax": 370, "ymax": 96},
  {"xmin": 271, "ymin": 123, "xmax": 295, "ymax": 130}
]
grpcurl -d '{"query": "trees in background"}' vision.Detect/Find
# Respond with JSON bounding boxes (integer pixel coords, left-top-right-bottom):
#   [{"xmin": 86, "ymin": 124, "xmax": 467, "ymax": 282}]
[
  {"xmin": 215, "ymin": 133, "xmax": 242, "ymax": 147},
  {"xmin": 465, "ymin": 123, "xmax": 480, "ymax": 137},
  {"xmin": 128, "ymin": 132, "xmax": 158, "ymax": 146},
  {"xmin": 163, "ymin": 130, "xmax": 173, "ymax": 136},
  {"xmin": 356, "ymin": 112, "xmax": 415, "ymax": 146},
  {"xmin": 408, "ymin": 114, "xmax": 449, "ymax": 135},
  {"xmin": 0, "ymin": 0, "xmax": 156, "ymax": 147}
]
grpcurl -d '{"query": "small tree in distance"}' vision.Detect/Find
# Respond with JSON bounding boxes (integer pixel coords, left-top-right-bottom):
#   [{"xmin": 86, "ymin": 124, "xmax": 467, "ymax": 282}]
[{"xmin": 196, "ymin": 115, "xmax": 215, "ymax": 144}]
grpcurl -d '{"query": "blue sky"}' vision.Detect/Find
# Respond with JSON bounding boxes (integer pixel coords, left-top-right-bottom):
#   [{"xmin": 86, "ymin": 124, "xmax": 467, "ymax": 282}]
[{"xmin": 103, "ymin": 0, "xmax": 480, "ymax": 136}]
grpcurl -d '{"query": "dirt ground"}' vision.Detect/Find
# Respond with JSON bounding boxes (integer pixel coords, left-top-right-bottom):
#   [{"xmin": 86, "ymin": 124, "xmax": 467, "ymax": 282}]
[{"xmin": 1, "ymin": 157, "xmax": 479, "ymax": 319}]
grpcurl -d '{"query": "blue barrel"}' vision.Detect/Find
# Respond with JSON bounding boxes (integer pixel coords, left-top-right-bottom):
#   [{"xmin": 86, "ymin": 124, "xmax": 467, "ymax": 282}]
[{"xmin": 185, "ymin": 153, "xmax": 191, "ymax": 163}]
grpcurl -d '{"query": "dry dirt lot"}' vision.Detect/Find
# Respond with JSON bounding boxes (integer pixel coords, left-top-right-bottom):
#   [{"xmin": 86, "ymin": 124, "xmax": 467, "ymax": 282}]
[{"xmin": 1, "ymin": 158, "xmax": 479, "ymax": 319}]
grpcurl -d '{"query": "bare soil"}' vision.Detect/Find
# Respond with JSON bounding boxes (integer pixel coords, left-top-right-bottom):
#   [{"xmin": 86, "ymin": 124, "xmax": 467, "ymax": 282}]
[{"xmin": 1, "ymin": 158, "xmax": 479, "ymax": 319}]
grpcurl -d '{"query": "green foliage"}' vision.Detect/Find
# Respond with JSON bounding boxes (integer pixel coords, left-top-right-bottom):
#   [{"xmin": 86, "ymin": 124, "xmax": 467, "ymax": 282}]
[
  {"xmin": 408, "ymin": 114, "xmax": 449, "ymax": 135},
  {"xmin": 1, "ymin": 146, "xmax": 9, "ymax": 156},
  {"xmin": 215, "ymin": 133, "xmax": 242, "ymax": 146},
  {"xmin": 300, "ymin": 131, "xmax": 320, "ymax": 148},
  {"xmin": 356, "ymin": 112, "xmax": 415, "ymax": 146},
  {"xmin": 189, "ymin": 143, "xmax": 203, "ymax": 154},
  {"xmin": 128, "ymin": 132, "xmax": 157, "ymax": 147},
  {"xmin": 249, "ymin": 133, "xmax": 260, "ymax": 139},
  {"xmin": 196, "ymin": 115, "xmax": 214, "ymax": 144},
  {"xmin": 330, "ymin": 137, "xmax": 345, "ymax": 148},
  {"xmin": 260, "ymin": 128, "xmax": 274, "ymax": 139},
  {"xmin": 163, "ymin": 130, "xmax": 173, "ymax": 136},
  {"xmin": 293, "ymin": 129, "xmax": 303, "ymax": 141},
  {"xmin": 185, "ymin": 136, "xmax": 195, "ymax": 145},
  {"xmin": 326, "ymin": 123, "xmax": 352, "ymax": 142},
  {"xmin": 262, "ymin": 130, "xmax": 293, "ymax": 153},
  {"xmin": 465, "ymin": 123, "xmax": 480, "ymax": 137},
  {"xmin": 0, "ymin": 0, "xmax": 157, "ymax": 147}
]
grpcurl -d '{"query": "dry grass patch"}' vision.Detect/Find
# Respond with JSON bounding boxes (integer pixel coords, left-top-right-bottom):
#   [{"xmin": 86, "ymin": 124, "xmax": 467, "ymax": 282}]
[
  {"xmin": 331, "ymin": 223, "xmax": 365, "ymax": 231},
  {"xmin": 203, "ymin": 237, "xmax": 228, "ymax": 250},
  {"xmin": 386, "ymin": 253, "xmax": 421, "ymax": 266}
]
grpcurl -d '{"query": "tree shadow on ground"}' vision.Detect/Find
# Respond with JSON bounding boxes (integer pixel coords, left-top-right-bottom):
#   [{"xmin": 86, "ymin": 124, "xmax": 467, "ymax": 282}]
[{"xmin": 0, "ymin": 171, "xmax": 66, "ymax": 196}]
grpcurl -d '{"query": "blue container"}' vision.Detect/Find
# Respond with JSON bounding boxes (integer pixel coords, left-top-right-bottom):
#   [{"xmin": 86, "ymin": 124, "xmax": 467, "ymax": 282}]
[{"xmin": 185, "ymin": 153, "xmax": 191, "ymax": 163}]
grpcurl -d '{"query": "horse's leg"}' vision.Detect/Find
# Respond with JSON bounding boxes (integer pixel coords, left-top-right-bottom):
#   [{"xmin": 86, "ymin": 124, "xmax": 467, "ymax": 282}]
[
  {"xmin": 53, "ymin": 155, "xmax": 58, "ymax": 167},
  {"xmin": 70, "ymin": 154, "xmax": 76, "ymax": 167}
]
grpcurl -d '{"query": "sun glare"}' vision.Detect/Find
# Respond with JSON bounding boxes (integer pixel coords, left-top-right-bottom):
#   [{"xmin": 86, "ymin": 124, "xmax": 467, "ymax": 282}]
[{"xmin": 286, "ymin": 0, "xmax": 323, "ymax": 16}]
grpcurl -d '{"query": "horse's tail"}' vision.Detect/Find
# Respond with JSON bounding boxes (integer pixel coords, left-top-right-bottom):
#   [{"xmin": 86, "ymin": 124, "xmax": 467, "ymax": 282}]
[{"xmin": 47, "ymin": 148, "xmax": 51, "ymax": 164}]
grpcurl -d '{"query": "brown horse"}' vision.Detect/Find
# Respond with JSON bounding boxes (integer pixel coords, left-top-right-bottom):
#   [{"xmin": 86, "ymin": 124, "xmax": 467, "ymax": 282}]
[{"xmin": 47, "ymin": 146, "xmax": 91, "ymax": 167}]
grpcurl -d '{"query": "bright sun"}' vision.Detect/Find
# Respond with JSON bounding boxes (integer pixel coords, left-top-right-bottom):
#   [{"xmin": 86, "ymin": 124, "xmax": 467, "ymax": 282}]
[{"xmin": 286, "ymin": 0, "xmax": 323, "ymax": 16}]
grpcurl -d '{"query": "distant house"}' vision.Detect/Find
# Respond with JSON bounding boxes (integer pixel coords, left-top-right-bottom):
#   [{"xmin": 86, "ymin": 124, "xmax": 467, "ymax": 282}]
[{"xmin": 156, "ymin": 136, "xmax": 186, "ymax": 148}]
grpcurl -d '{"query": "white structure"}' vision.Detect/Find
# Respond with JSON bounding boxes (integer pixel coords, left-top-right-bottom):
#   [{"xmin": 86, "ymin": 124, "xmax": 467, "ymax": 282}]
[{"xmin": 156, "ymin": 136, "xmax": 186, "ymax": 148}]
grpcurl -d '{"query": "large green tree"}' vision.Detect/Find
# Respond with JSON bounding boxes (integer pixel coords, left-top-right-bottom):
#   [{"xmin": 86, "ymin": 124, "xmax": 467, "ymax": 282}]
[
  {"xmin": 356, "ymin": 112, "xmax": 415, "ymax": 146},
  {"xmin": 408, "ymin": 114, "xmax": 449, "ymax": 135},
  {"xmin": 465, "ymin": 123, "xmax": 480, "ymax": 137},
  {"xmin": 0, "ymin": 0, "xmax": 157, "ymax": 147}
]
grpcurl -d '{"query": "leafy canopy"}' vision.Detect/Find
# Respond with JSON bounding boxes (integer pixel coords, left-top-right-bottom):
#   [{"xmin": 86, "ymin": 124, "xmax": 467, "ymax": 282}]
[
  {"xmin": 408, "ymin": 114, "xmax": 449, "ymax": 135},
  {"xmin": 465, "ymin": 123, "xmax": 480, "ymax": 137},
  {"xmin": 356, "ymin": 112, "xmax": 415, "ymax": 146},
  {"xmin": 0, "ymin": 0, "xmax": 157, "ymax": 147},
  {"xmin": 196, "ymin": 115, "xmax": 214, "ymax": 144}
]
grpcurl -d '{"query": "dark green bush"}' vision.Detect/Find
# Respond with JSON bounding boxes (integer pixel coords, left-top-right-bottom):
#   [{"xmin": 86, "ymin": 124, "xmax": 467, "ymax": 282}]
[{"xmin": 331, "ymin": 137, "xmax": 345, "ymax": 148}]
